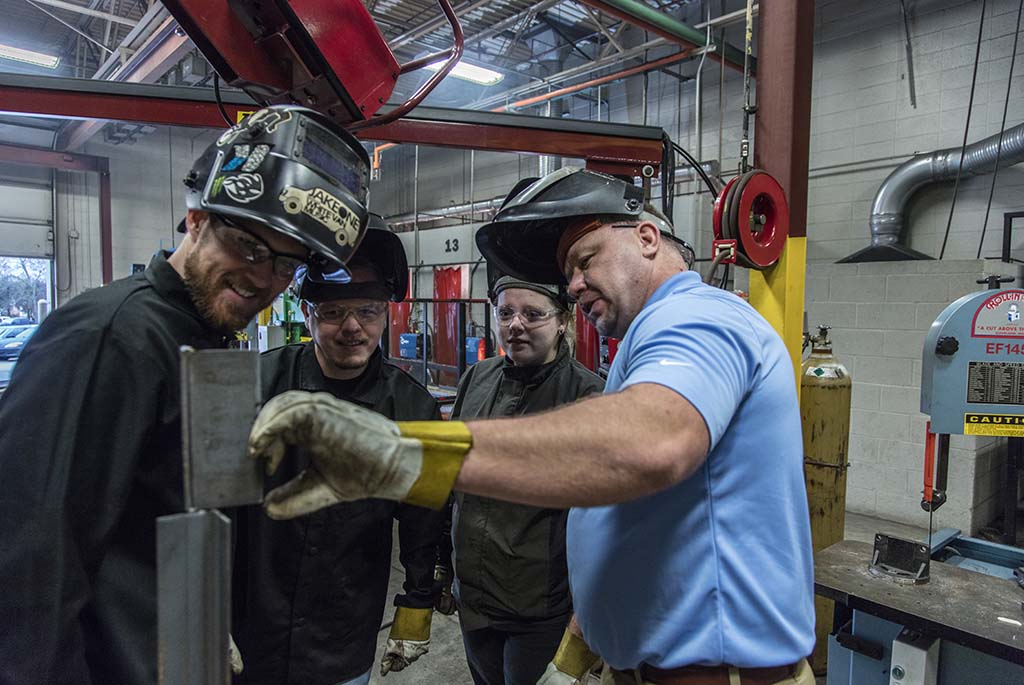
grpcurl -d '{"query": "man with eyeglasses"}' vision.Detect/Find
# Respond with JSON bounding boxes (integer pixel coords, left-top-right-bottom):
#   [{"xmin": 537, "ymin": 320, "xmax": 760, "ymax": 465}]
[
  {"xmin": 0, "ymin": 105, "xmax": 371, "ymax": 685},
  {"xmin": 247, "ymin": 167, "xmax": 816, "ymax": 685},
  {"xmin": 231, "ymin": 215, "xmax": 445, "ymax": 685}
]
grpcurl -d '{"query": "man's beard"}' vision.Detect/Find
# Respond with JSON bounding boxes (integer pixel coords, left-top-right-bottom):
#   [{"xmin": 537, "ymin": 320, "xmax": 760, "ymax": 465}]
[{"xmin": 183, "ymin": 246, "xmax": 265, "ymax": 333}]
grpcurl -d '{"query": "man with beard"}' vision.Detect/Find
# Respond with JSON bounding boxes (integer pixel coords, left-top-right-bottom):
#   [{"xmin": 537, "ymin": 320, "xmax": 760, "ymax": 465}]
[
  {"xmin": 232, "ymin": 216, "xmax": 445, "ymax": 685},
  {"xmin": 0, "ymin": 105, "xmax": 371, "ymax": 685},
  {"xmin": 247, "ymin": 168, "xmax": 816, "ymax": 685}
]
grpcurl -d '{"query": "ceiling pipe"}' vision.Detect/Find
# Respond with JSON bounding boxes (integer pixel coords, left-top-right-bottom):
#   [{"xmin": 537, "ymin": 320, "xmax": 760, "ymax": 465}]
[
  {"xmin": 578, "ymin": 0, "xmax": 748, "ymax": 73},
  {"xmin": 492, "ymin": 46, "xmax": 696, "ymax": 112},
  {"xmin": 841, "ymin": 122, "xmax": 1024, "ymax": 262}
]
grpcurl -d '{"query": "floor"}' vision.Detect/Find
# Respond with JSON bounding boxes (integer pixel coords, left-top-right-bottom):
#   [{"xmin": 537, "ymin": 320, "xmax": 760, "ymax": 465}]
[{"xmin": 367, "ymin": 512, "xmax": 930, "ymax": 685}]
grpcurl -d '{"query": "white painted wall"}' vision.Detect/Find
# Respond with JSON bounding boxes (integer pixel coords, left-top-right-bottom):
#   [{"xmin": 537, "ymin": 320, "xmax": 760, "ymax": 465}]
[{"xmin": 48, "ymin": 125, "xmax": 220, "ymax": 304}]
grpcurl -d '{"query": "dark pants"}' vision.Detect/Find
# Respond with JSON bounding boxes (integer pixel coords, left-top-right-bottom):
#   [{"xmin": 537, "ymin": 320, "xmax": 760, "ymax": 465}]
[{"xmin": 460, "ymin": 622, "xmax": 565, "ymax": 685}]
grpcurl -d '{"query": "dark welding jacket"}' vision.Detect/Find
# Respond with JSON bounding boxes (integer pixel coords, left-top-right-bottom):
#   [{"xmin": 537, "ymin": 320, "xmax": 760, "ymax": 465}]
[
  {"xmin": 451, "ymin": 341, "xmax": 604, "ymax": 632},
  {"xmin": 0, "ymin": 251, "xmax": 228, "ymax": 685},
  {"xmin": 233, "ymin": 344, "xmax": 443, "ymax": 685}
]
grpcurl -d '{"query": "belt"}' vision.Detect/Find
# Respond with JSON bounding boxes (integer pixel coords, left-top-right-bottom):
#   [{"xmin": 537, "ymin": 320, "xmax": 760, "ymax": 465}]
[{"xmin": 638, "ymin": 661, "xmax": 799, "ymax": 685}]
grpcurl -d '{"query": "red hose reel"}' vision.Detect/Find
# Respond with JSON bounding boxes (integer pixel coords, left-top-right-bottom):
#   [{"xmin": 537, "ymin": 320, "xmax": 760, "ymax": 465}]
[{"xmin": 711, "ymin": 169, "xmax": 790, "ymax": 269}]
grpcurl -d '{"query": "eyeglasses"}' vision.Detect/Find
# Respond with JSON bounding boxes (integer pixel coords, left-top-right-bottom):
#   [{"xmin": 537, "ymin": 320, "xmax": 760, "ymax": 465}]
[
  {"xmin": 493, "ymin": 306, "xmax": 560, "ymax": 327},
  {"xmin": 308, "ymin": 301, "xmax": 388, "ymax": 325},
  {"xmin": 212, "ymin": 215, "xmax": 308, "ymax": 279}
]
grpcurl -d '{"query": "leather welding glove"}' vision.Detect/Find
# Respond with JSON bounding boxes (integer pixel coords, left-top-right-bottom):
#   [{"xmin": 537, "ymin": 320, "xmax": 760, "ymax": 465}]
[
  {"xmin": 379, "ymin": 606, "xmax": 432, "ymax": 676},
  {"xmin": 248, "ymin": 391, "xmax": 471, "ymax": 519},
  {"xmin": 229, "ymin": 633, "xmax": 243, "ymax": 675},
  {"xmin": 536, "ymin": 628, "xmax": 599, "ymax": 685}
]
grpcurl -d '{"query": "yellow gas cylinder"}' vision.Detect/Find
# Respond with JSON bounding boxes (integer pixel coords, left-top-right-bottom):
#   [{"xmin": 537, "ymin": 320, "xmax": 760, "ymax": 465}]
[{"xmin": 800, "ymin": 325, "xmax": 851, "ymax": 674}]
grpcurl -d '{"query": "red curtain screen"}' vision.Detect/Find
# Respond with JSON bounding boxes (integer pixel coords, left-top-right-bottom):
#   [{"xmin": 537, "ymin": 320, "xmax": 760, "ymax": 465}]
[{"xmin": 433, "ymin": 266, "xmax": 463, "ymax": 386}]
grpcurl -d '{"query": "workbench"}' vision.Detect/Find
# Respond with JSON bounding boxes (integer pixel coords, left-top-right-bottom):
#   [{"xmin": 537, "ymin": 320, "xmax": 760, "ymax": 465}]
[{"xmin": 815, "ymin": 540, "xmax": 1024, "ymax": 683}]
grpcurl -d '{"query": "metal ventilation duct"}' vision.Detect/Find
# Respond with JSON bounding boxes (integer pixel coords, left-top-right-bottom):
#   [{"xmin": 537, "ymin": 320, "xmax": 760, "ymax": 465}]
[{"xmin": 841, "ymin": 123, "xmax": 1024, "ymax": 262}]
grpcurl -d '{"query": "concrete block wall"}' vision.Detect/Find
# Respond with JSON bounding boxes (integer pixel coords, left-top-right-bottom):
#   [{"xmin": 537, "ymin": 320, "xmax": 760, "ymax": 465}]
[
  {"xmin": 810, "ymin": 0, "xmax": 1024, "ymax": 263},
  {"xmin": 806, "ymin": 258, "xmax": 1017, "ymax": 532}
]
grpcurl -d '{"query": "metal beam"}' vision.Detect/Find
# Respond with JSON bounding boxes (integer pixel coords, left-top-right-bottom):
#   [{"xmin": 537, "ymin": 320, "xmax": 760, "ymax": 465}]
[
  {"xmin": 0, "ymin": 142, "xmax": 106, "ymax": 172},
  {"xmin": 579, "ymin": 0, "xmax": 747, "ymax": 72},
  {"xmin": 390, "ymin": 0, "xmax": 491, "ymax": 49},
  {"xmin": 23, "ymin": 0, "xmax": 114, "ymax": 55},
  {"xmin": 0, "ymin": 73, "xmax": 663, "ymax": 176},
  {"xmin": 58, "ymin": 17, "xmax": 193, "ymax": 150},
  {"xmin": 747, "ymin": 0, "xmax": 815, "ymax": 386},
  {"xmin": 29, "ymin": 0, "xmax": 136, "ymax": 26}
]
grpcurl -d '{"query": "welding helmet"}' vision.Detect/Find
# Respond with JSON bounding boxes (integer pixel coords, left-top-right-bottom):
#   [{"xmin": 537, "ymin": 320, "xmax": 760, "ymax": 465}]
[
  {"xmin": 486, "ymin": 258, "xmax": 571, "ymax": 311},
  {"xmin": 475, "ymin": 167, "xmax": 693, "ymax": 284},
  {"xmin": 183, "ymin": 104, "xmax": 370, "ymax": 268},
  {"xmin": 293, "ymin": 213, "xmax": 408, "ymax": 303}
]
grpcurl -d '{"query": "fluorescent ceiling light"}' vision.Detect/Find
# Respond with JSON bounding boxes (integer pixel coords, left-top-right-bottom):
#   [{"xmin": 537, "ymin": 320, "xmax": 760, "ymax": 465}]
[
  {"xmin": 0, "ymin": 43, "xmax": 60, "ymax": 69},
  {"xmin": 425, "ymin": 60, "xmax": 503, "ymax": 86}
]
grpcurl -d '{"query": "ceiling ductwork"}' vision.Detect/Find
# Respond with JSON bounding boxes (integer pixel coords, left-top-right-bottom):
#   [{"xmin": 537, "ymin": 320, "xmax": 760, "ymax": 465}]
[{"xmin": 842, "ymin": 123, "xmax": 1024, "ymax": 262}]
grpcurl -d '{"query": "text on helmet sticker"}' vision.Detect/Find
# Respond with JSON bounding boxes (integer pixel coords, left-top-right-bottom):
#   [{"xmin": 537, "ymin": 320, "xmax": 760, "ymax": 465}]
[
  {"xmin": 222, "ymin": 173, "xmax": 264, "ymax": 203},
  {"xmin": 279, "ymin": 186, "xmax": 360, "ymax": 246}
]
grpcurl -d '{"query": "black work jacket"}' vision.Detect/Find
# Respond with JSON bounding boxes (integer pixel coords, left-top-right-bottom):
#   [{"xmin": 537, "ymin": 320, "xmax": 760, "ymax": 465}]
[
  {"xmin": 0, "ymin": 252, "xmax": 227, "ymax": 685},
  {"xmin": 233, "ymin": 345, "xmax": 443, "ymax": 685},
  {"xmin": 450, "ymin": 342, "xmax": 604, "ymax": 632}
]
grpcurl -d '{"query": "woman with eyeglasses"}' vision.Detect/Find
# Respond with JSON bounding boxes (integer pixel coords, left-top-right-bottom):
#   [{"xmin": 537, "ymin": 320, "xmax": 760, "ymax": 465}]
[{"xmin": 449, "ymin": 275, "xmax": 604, "ymax": 685}]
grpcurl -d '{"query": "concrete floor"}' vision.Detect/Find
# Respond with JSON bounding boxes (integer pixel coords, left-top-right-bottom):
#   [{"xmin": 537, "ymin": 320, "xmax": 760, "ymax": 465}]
[{"xmin": 368, "ymin": 512, "xmax": 930, "ymax": 685}]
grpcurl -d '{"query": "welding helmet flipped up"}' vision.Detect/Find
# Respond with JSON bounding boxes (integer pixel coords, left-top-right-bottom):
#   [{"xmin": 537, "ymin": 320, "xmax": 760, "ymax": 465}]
[
  {"xmin": 476, "ymin": 167, "xmax": 693, "ymax": 284},
  {"xmin": 292, "ymin": 213, "xmax": 408, "ymax": 303},
  {"xmin": 183, "ymin": 104, "xmax": 370, "ymax": 268}
]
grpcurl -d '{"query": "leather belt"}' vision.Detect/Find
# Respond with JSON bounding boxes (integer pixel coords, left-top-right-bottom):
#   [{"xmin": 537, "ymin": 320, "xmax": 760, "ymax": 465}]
[{"xmin": 638, "ymin": 661, "xmax": 799, "ymax": 685}]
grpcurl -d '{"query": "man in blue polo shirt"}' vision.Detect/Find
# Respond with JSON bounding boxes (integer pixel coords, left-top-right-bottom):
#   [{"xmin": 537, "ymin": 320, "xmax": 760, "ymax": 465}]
[{"xmin": 247, "ymin": 168, "xmax": 816, "ymax": 685}]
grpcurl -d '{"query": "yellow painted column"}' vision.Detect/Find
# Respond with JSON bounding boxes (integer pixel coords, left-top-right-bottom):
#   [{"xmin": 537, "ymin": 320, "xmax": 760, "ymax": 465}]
[{"xmin": 748, "ymin": 237, "xmax": 807, "ymax": 391}]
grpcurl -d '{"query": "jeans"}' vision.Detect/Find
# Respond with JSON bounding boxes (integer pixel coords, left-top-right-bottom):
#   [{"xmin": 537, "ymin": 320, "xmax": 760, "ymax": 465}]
[{"xmin": 460, "ymin": 622, "xmax": 565, "ymax": 685}]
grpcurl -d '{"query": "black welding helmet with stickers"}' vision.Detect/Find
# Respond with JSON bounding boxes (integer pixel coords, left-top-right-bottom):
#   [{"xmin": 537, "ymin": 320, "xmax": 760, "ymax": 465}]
[
  {"xmin": 183, "ymin": 104, "xmax": 370, "ymax": 268},
  {"xmin": 476, "ymin": 167, "xmax": 694, "ymax": 284},
  {"xmin": 293, "ymin": 213, "xmax": 409, "ymax": 303}
]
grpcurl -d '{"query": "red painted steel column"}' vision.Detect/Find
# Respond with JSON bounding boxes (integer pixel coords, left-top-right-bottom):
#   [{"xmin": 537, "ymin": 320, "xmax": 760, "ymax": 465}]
[{"xmin": 752, "ymin": 0, "xmax": 814, "ymax": 239}]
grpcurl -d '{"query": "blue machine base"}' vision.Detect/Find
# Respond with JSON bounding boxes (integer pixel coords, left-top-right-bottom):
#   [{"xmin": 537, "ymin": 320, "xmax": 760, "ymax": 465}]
[
  {"xmin": 826, "ymin": 612, "xmax": 1024, "ymax": 685},
  {"xmin": 826, "ymin": 530, "xmax": 1024, "ymax": 683}
]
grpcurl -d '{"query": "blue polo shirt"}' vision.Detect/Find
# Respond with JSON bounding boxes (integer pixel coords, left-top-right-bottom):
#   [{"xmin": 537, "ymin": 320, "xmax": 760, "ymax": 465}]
[{"xmin": 566, "ymin": 271, "xmax": 814, "ymax": 669}]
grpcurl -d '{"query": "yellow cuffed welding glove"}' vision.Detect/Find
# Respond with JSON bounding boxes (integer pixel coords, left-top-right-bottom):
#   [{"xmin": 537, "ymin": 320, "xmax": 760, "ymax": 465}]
[
  {"xmin": 248, "ymin": 391, "xmax": 471, "ymax": 519},
  {"xmin": 380, "ymin": 606, "xmax": 432, "ymax": 676},
  {"xmin": 536, "ymin": 628, "xmax": 600, "ymax": 685}
]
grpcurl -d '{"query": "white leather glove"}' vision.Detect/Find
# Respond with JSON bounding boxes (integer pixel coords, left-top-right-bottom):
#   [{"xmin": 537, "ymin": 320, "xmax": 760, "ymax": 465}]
[
  {"xmin": 229, "ymin": 633, "xmax": 243, "ymax": 675},
  {"xmin": 380, "ymin": 606, "xmax": 432, "ymax": 676},
  {"xmin": 248, "ymin": 391, "xmax": 470, "ymax": 519},
  {"xmin": 537, "ymin": 661, "xmax": 579, "ymax": 685},
  {"xmin": 536, "ymin": 626, "xmax": 599, "ymax": 685}
]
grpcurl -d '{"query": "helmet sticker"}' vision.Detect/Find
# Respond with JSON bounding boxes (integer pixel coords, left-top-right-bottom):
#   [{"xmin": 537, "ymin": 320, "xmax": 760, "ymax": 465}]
[
  {"xmin": 220, "ymin": 144, "xmax": 271, "ymax": 174},
  {"xmin": 279, "ymin": 186, "xmax": 360, "ymax": 246},
  {"xmin": 215, "ymin": 109, "xmax": 293, "ymax": 147},
  {"xmin": 222, "ymin": 173, "xmax": 264, "ymax": 203},
  {"xmin": 242, "ymin": 145, "xmax": 270, "ymax": 172}
]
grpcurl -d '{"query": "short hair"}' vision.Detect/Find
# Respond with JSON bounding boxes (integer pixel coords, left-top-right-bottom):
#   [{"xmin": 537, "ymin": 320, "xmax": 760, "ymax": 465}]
[{"xmin": 641, "ymin": 206, "xmax": 694, "ymax": 269}]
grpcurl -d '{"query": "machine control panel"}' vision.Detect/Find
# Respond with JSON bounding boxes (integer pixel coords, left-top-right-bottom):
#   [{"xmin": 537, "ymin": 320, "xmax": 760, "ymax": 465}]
[{"xmin": 921, "ymin": 288, "xmax": 1024, "ymax": 436}]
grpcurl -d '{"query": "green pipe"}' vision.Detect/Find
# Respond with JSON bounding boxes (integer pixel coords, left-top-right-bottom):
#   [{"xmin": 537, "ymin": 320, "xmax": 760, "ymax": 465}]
[{"xmin": 582, "ymin": 0, "xmax": 752, "ymax": 73}]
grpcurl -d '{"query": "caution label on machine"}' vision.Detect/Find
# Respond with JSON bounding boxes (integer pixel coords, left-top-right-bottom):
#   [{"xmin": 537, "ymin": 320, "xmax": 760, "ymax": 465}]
[{"xmin": 964, "ymin": 412, "xmax": 1024, "ymax": 436}]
